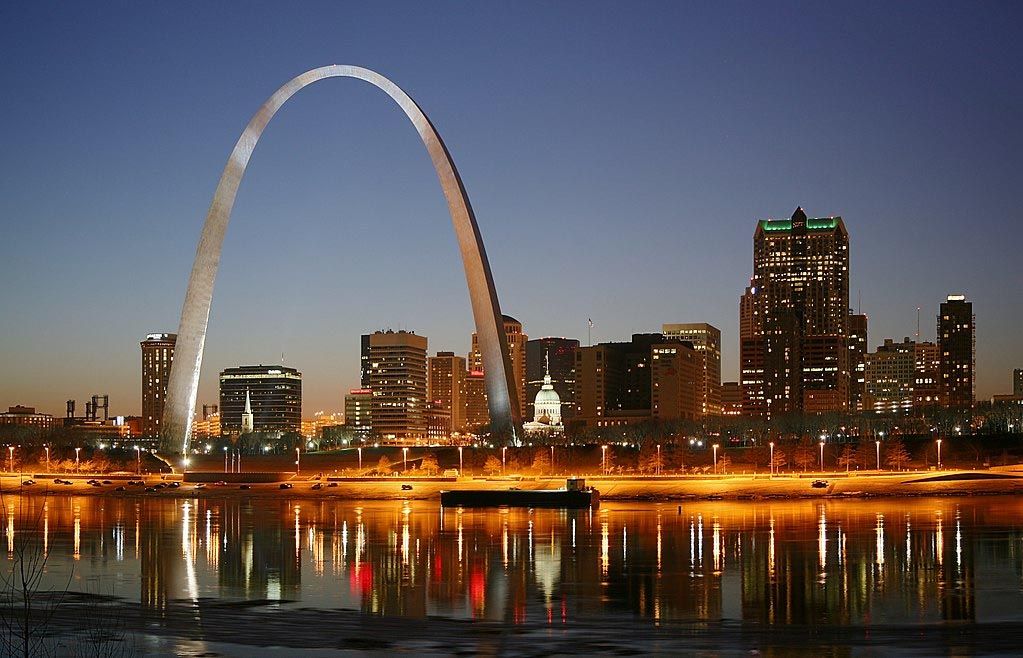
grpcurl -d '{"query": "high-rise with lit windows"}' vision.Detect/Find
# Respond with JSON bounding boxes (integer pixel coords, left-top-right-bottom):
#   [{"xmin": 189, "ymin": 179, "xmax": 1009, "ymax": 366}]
[
  {"xmin": 938, "ymin": 295, "xmax": 975, "ymax": 408},
  {"xmin": 741, "ymin": 207, "xmax": 850, "ymax": 417},
  {"xmin": 662, "ymin": 323, "xmax": 721, "ymax": 416},
  {"xmin": 141, "ymin": 333, "xmax": 175, "ymax": 438},
  {"xmin": 365, "ymin": 330, "xmax": 428, "ymax": 441}
]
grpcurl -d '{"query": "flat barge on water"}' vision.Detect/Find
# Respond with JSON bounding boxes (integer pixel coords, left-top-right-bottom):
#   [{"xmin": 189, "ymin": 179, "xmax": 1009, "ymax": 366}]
[{"xmin": 440, "ymin": 478, "xmax": 599, "ymax": 509}]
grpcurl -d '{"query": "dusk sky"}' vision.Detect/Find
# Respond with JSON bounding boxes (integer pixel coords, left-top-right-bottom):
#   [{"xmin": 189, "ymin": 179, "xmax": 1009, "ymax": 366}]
[{"xmin": 2, "ymin": 1, "xmax": 1020, "ymax": 417}]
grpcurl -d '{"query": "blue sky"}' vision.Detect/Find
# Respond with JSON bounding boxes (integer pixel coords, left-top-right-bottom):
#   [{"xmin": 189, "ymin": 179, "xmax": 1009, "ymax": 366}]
[{"xmin": 1, "ymin": 1, "xmax": 1020, "ymax": 415}]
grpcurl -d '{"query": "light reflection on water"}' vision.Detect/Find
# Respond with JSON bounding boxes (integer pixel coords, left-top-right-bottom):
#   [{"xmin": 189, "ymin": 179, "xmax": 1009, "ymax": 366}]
[{"xmin": 2, "ymin": 495, "xmax": 1023, "ymax": 627}]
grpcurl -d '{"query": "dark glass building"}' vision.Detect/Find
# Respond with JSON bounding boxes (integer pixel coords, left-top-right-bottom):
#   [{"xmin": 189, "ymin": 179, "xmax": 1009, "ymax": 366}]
[{"xmin": 219, "ymin": 365, "xmax": 302, "ymax": 438}]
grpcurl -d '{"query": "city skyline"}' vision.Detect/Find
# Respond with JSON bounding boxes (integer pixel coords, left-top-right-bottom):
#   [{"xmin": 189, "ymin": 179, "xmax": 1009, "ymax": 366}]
[{"xmin": 3, "ymin": 2, "xmax": 1022, "ymax": 416}]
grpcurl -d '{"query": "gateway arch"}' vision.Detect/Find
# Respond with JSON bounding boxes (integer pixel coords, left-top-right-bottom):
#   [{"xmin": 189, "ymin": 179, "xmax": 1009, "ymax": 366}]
[{"xmin": 162, "ymin": 65, "xmax": 520, "ymax": 454}]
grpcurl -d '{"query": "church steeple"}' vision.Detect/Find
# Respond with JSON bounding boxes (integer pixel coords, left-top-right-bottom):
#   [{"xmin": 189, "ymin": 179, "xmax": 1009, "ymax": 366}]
[{"xmin": 241, "ymin": 388, "xmax": 254, "ymax": 434}]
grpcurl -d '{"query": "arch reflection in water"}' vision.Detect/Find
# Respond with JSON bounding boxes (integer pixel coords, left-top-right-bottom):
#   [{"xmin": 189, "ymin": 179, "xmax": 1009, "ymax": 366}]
[{"xmin": 0, "ymin": 496, "xmax": 1012, "ymax": 627}]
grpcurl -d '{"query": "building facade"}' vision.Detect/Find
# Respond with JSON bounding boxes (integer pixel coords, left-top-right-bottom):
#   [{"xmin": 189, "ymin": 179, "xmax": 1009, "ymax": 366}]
[
  {"xmin": 0, "ymin": 406, "xmax": 57, "ymax": 431},
  {"xmin": 721, "ymin": 382, "xmax": 743, "ymax": 416},
  {"xmin": 140, "ymin": 333, "xmax": 176, "ymax": 438},
  {"xmin": 365, "ymin": 330, "xmax": 428, "ymax": 442},
  {"xmin": 1015, "ymin": 369, "xmax": 1023, "ymax": 397},
  {"xmin": 219, "ymin": 365, "xmax": 302, "ymax": 438},
  {"xmin": 344, "ymin": 389, "xmax": 373, "ymax": 438},
  {"xmin": 650, "ymin": 342, "xmax": 700, "ymax": 422},
  {"xmin": 469, "ymin": 315, "xmax": 526, "ymax": 417},
  {"xmin": 662, "ymin": 323, "xmax": 721, "ymax": 416},
  {"xmin": 847, "ymin": 313, "xmax": 868, "ymax": 411},
  {"xmin": 938, "ymin": 295, "xmax": 975, "ymax": 408},
  {"xmin": 525, "ymin": 337, "xmax": 578, "ymax": 421},
  {"xmin": 428, "ymin": 352, "xmax": 466, "ymax": 435},
  {"xmin": 741, "ymin": 208, "xmax": 850, "ymax": 417}
]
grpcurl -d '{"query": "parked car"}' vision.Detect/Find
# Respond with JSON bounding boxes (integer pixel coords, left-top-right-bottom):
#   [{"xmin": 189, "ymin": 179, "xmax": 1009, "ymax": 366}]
[
  {"xmin": 101, "ymin": 480, "xmax": 112, "ymax": 485},
  {"xmin": 311, "ymin": 483, "xmax": 323, "ymax": 490},
  {"xmin": 327, "ymin": 482, "xmax": 338, "ymax": 488},
  {"xmin": 115, "ymin": 486, "xmax": 126, "ymax": 492},
  {"xmin": 240, "ymin": 484, "xmax": 251, "ymax": 490},
  {"xmin": 169, "ymin": 482, "xmax": 180, "ymax": 488},
  {"xmin": 811, "ymin": 480, "xmax": 829, "ymax": 489},
  {"xmin": 279, "ymin": 483, "xmax": 293, "ymax": 490},
  {"xmin": 401, "ymin": 484, "xmax": 413, "ymax": 491},
  {"xmin": 22, "ymin": 480, "xmax": 35, "ymax": 486}
]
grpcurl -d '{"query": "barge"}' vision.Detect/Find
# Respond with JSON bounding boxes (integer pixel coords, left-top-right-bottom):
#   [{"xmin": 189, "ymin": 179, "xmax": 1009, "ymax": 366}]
[{"xmin": 440, "ymin": 478, "xmax": 599, "ymax": 509}]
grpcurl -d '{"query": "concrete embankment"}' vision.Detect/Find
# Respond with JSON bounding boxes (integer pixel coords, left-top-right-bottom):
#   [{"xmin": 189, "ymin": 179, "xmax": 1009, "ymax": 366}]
[{"xmin": 4, "ymin": 469, "xmax": 1023, "ymax": 502}]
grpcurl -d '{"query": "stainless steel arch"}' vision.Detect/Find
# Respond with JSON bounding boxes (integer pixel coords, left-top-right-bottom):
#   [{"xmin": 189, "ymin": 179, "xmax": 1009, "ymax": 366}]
[{"xmin": 162, "ymin": 65, "xmax": 520, "ymax": 454}]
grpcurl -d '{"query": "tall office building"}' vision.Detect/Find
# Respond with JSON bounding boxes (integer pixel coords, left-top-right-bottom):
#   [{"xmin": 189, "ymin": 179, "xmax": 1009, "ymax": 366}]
[
  {"xmin": 662, "ymin": 323, "xmax": 722, "ymax": 416},
  {"xmin": 721, "ymin": 382, "xmax": 743, "ymax": 416},
  {"xmin": 525, "ymin": 337, "xmax": 578, "ymax": 421},
  {"xmin": 573, "ymin": 334, "xmax": 663, "ymax": 429},
  {"xmin": 847, "ymin": 313, "xmax": 868, "ymax": 411},
  {"xmin": 741, "ymin": 207, "xmax": 850, "ymax": 417},
  {"xmin": 913, "ymin": 341, "xmax": 940, "ymax": 408},
  {"xmin": 938, "ymin": 295, "xmax": 975, "ymax": 408},
  {"xmin": 650, "ymin": 342, "xmax": 700, "ymax": 421},
  {"xmin": 469, "ymin": 315, "xmax": 526, "ymax": 416},
  {"xmin": 344, "ymin": 389, "xmax": 372, "ymax": 437},
  {"xmin": 140, "ymin": 333, "xmax": 176, "ymax": 438},
  {"xmin": 1015, "ymin": 369, "xmax": 1023, "ymax": 397},
  {"xmin": 463, "ymin": 370, "xmax": 489, "ymax": 432},
  {"xmin": 428, "ymin": 352, "xmax": 466, "ymax": 434},
  {"xmin": 365, "ymin": 330, "xmax": 428, "ymax": 441},
  {"xmin": 219, "ymin": 365, "xmax": 302, "ymax": 437}
]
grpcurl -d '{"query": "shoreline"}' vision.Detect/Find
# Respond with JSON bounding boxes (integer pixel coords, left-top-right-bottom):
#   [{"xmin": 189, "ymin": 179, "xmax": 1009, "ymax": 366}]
[{"xmin": 4, "ymin": 468, "xmax": 1023, "ymax": 503}]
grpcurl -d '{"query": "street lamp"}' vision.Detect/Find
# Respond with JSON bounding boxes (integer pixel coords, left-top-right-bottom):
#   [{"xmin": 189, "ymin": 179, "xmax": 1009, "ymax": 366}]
[
  {"xmin": 769, "ymin": 442, "xmax": 775, "ymax": 477},
  {"xmin": 296, "ymin": 447, "xmax": 301, "ymax": 475},
  {"xmin": 223, "ymin": 446, "xmax": 228, "ymax": 472},
  {"xmin": 819, "ymin": 441, "xmax": 825, "ymax": 471},
  {"xmin": 135, "ymin": 445, "xmax": 142, "ymax": 475},
  {"xmin": 7, "ymin": 446, "xmax": 13, "ymax": 473},
  {"xmin": 357, "ymin": 447, "xmax": 363, "ymax": 471},
  {"xmin": 936, "ymin": 438, "xmax": 943, "ymax": 470},
  {"xmin": 75, "ymin": 447, "xmax": 81, "ymax": 473},
  {"xmin": 458, "ymin": 446, "xmax": 463, "ymax": 476},
  {"xmin": 550, "ymin": 445, "xmax": 555, "ymax": 474},
  {"xmin": 656, "ymin": 444, "xmax": 661, "ymax": 476},
  {"xmin": 502, "ymin": 446, "xmax": 507, "ymax": 473},
  {"xmin": 402, "ymin": 447, "xmax": 409, "ymax": 472},
  {"xmin": 875, "ymin": 440, "xmax": 881, "ymax": 470},
  {"xmin": 601, "ymin": 445, "xmax": 608, "ymax": 475},
  {"xmin": 713, "ymin": 444, "xmax": 719, "ymax": 474},
  {"xmin": 44, "ymin": 446, "xmax": 50, "ymax": 473}
]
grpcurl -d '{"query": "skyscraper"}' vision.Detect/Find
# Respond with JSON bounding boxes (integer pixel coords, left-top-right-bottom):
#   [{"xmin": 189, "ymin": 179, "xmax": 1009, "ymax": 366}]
[
  {"xmin": 573, "ymin": 334, "xmax": 663, "ymax": 429},
  {"xmin": 525, "ymin": 337, "xmax": 578, "ymax": 421},
  {"xmin": 1015, "ymin": 369, "xmax": 1023, "ymax": 397},
  {"xmin": 938, "ymin": 295, "xmax": 975, "ymax": 408},
  {"xmin": 470, "ymin": 315, "xmax": 526, "ymax": 416},
  {"xmin": 365, "ymin": 330, "xmax": 428, "ymax": 441},
  {"xmin": 463, "ymin": 370, "xmax": 489, "ymax": 432},
  {"xmin": 140, "ymin": 333, "xmax": 175, "ymax": 438},
  {"xmin": 343, "ymin": 389, "xmax": 372, "ymax": 438},
  {"xmin": 428, "ymin": 352, "xmax": 466, "ymax": 434},
  {"xmin": 742, "ymin": 207, "xmax": 850, "ymax": 417},
  {"xmin": 219, "ymin": 365, "xmax": 302, "ymax": 438},
  {"xmin": 847, "ymin": 313, "xmax": 868, "ymax": 411},
  {"xmin": 662, "ymin": 323, "xmax": 722, "ymax": 416}
]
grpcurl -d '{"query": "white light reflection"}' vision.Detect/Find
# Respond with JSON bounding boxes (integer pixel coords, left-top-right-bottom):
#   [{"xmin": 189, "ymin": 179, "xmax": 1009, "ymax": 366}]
[
  {"xmin": 818, "ymin": 507, "xmax": 827, "ymax": 572},
  {"xmin": 875, "ymin": 513, "xmax": 885, "ymax": 567},
  {"xmin": 600, "ymin": 520, "xmax": 609, "ymax": 578}
]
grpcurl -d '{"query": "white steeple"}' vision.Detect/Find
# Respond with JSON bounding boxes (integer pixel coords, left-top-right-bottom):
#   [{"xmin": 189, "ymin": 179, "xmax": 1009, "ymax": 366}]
[{"xmin": 241, "ymin": 388, "xmax": 254, "ymax": 434}]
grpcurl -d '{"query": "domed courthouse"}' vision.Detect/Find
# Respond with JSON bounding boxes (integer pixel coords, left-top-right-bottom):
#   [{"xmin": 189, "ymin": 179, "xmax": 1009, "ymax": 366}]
[{"xmin": 523, "ymin": 354, "xmax": 564, "ymax": 436}]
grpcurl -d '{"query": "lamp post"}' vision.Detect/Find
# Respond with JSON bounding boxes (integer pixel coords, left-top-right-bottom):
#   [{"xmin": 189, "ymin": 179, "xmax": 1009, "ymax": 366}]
[
  {"xmin": 601, "ymin": 445, "xmax": 608, "ymax": 475},
  {"xmin": 713, "ymin": 443, "xmax": 719, "ymax": 474},
  {"xmin": 403, "ymin": 447, "xmax": 409, "ymax": 472},
  {"xmin": 875, "ymin": 440, "xmax": 881, "ymax": 471},
  {"xmin": 135, "ymin": 445, "xmax": 142, "ymax": 475},
  {"xmin": 7, "ymin": 446, "xmax": 13, "ymax": 473},
  {"xmin": 75, "ymin": 447, "xmax": 81, "ymax": 473},
  {"xmin": 296, "ymin": 447, "xmax": 301, "ymax": 475},
  {"xmin": 357, "ymin": 447, "xmax": 363, "ymax": 471},
  {"xmin": 656, "ymin": 444, "xmax": 661, "ymax": 476},
  {"xmin": 819, "ymin": 441, "xmax": 825, "ymax": 471},
  {"xmin": 502, "ymin": 446, "xmax": 507, "ymax": 474},
  {"xmin": 550, "ymin": 445, "xmax": 555, "ymax": 475},
  {"xmin": 237, "ymin": 450, "xmax": 241, "ymax": 473},
  {"xmin": 769, "ymin": 442, "xmax": 774, "ymax": 477},
  {"xmin": 45, "ymin": 446, "xmax": 50, "ymax": 473},
  {"xmin": 936, "ymin": 438, "xmax": 943, "ymax": 470},
  {"xmin": 458, "ymin": 446, "xmax": 463, "ymax": 476}
]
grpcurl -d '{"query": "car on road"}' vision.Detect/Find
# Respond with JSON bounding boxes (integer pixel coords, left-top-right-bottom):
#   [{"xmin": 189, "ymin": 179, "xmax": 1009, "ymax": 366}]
[
  {"xmin": 115, "ymin": 486, "xmax": 126, "ymax": 492},
  {"xmin": 401, "ymin": 484, "xmax": 413, "ymax": 491},
  {"xmin": 327, "ymin": 482, "xmax": 338, "ymax": 488},
  {"xmin": 240, "ymin": 485, "xmax": 251, "ymax": 490},
  {"xmin": 22, "ymin": 480, "xmax": 35, "ymax": 486},
  {"xmin": 311, "ymin": 483, "xmax": 322, "ymax": 490},
  {"xmin": 811, "ymin": 480, "xmax": 829, "ymax": 489},
  {"xmin": 279, "ymin": 483, "xmax": 293, "ymax": 490},
  {"xmin": 169, "ymin": 482, "xmax": 180, "ymax": 488}
]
